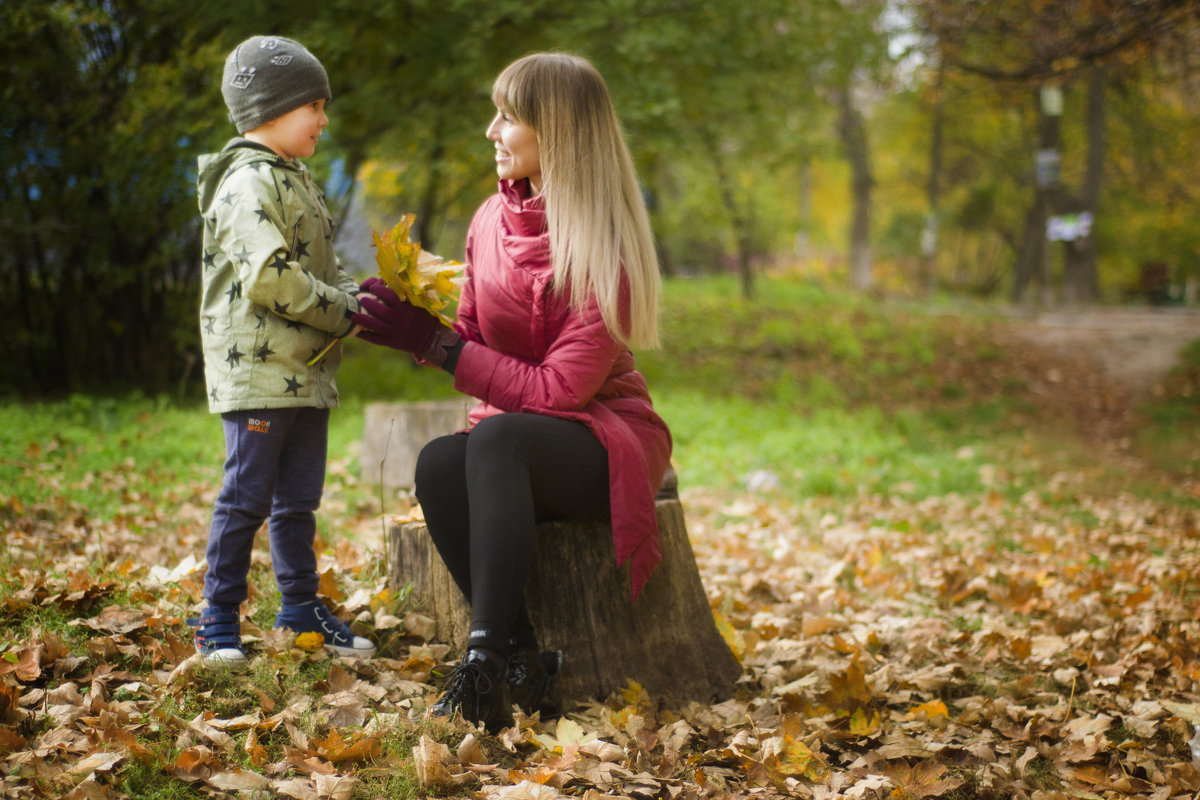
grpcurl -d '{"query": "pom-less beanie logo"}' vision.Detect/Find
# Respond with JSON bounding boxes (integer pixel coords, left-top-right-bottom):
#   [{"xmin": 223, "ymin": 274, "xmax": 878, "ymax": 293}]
[{"xmin": 230, "ymin": 66, "xmax": 256, "ymax": 89}]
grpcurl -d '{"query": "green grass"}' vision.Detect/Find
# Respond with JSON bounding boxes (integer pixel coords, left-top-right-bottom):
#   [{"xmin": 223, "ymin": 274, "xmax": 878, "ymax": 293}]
[
  {"xmin": 1131, "ymin": 336, "xmax": 1200, "ymax": 478},
  {"xmin": 2, "ymin": 274, "xmax": 1198, "ymax": 527},
  {"xmin": 659, "ymin": 390, "xmax": 995, "ymax": 499}
]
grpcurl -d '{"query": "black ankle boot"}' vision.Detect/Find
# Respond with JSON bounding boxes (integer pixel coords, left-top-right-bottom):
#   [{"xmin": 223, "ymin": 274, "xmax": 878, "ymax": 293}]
[
  {"xmin": 431, "ymin": 649, "xmax": 513, "ymax": 733},
  {"xmin": 506, "ymin": 646, "xmax": 563, "ymax": 718}
]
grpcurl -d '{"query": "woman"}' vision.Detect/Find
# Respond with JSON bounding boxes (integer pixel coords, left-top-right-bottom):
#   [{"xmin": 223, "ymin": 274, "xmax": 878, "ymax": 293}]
[{"xmin": 353, "ymin": 52, "xmax": 671, "ymax": 732}]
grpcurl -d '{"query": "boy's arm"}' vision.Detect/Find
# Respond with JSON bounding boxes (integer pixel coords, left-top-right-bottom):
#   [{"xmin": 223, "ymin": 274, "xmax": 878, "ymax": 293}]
[
  {"xmin": 333, "ymin": 255, "xmax": 362, "ymax": 299},
  {"xmin": 214, "ymin": 166, "xmax": 360, "ymax": 336}
]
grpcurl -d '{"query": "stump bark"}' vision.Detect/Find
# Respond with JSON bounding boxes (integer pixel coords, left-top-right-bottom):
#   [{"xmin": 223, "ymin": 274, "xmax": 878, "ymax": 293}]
[{"xmin": 386, "ymin": 470, "xmax": 742, "ymax": 707}]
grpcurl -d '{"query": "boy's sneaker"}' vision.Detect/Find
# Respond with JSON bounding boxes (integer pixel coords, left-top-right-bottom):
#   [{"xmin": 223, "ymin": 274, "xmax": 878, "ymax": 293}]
[
  {"xmin": 274, "ymin": 600, "xmax": 376, "ymax": 658},
  {"xmin": 188, "ymin": 606, "xmax": 248, "ymax": 666}
]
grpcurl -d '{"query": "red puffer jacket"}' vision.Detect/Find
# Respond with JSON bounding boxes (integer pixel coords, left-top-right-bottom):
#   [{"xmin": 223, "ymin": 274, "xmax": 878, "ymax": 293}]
[{"xmin": 450, "ymin": 179, "xmax": 672, "ymax": 599}]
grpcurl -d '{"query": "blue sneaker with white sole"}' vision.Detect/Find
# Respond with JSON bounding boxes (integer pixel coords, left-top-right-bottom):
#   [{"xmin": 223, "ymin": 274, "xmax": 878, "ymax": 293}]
[
  {"xmin": 188, "ymin": 606, "xmax": 248, "ymax": 666},
  {"xmin": 274, "ymin": 600, "xmax": 376, "ymax": 658}
]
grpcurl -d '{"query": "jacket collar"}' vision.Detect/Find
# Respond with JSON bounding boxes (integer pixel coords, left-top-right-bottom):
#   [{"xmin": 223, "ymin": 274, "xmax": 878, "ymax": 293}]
[{"xmin": 498, "ymin": 179, "xmax": 547, "ymax": 238}]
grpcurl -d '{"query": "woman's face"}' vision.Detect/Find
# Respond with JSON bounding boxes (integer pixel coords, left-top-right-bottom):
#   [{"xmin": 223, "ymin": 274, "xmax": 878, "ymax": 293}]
[{"xmin": 487, "ymin": 107, "xmax": 542, "ymax": 194}]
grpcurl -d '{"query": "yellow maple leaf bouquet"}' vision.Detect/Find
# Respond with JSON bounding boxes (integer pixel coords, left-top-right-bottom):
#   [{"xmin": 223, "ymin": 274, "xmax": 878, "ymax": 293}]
[
  {"xmin": 372, "ymin": 213, "xmax": 465, "ymax": 327},
  {"xmin": 307, "ymin": 214, "xmax": 464, "ymax": 366}
]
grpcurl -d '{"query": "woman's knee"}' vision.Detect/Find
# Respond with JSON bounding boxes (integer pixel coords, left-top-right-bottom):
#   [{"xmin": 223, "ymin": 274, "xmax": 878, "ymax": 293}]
[
  {"xmin": 414, "ymin": 434, "xmax": 467, "ymax": 503},
  {"xmin": 465, "ymin": 413, "xmax": 530, "ymax": 461}
]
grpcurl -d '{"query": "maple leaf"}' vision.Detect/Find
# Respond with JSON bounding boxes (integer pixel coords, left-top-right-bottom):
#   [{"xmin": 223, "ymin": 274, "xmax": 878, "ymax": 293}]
[
  {"xmin": 904, "ymin": 700, "xmax": 950, "ymax": 723},
  {"xmin": 315, "ymin": 728, "xmax": 381, "ymax": 763},
  {"xmin": 413, "ymin": 734, "xmax": 474, "ymax": 790},
  {"xmin": 373, "ymin": 214, "xmax": 465, "ymax": 327},
  {"xmin": 762, "ymin": 733, "xmax": 830, "ymax": 784},
  {"xmin": 532, "ymin": 717, "xmax": 598, "ymax": 755},
  {"xmin": 879, "ymin": 760, "xmax": 964, "ymax": 799},
  {"xmin": 294, "ymin": 631, "xmax": 326, "ymax": 652}
]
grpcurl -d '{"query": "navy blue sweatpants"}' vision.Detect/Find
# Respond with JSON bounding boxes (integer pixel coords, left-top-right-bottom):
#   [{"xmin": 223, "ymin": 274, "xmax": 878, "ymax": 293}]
[{"xmin": 203, "ymin": 407, "xmax": 328, "ymax": 607}]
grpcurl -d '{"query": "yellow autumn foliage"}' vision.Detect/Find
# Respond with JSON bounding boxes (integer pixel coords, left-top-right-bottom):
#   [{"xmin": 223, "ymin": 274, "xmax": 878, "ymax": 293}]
[
  {"xmin": 373, "ymin": 214, "xmax": 464, "ymax": 327},
  {"xmin": 294, "ymin": 631, "xmax": 326, "ymax": 652}
]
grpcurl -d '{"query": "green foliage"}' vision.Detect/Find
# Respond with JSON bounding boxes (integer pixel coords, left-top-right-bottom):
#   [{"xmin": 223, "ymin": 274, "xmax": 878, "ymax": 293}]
[
  {"xmin": 0, "ymin": 2, "xmax": 239, "ymax": 394},
  {"xmin": 334, "ymin": 340, "xmax": 461, "ymax": 402}
]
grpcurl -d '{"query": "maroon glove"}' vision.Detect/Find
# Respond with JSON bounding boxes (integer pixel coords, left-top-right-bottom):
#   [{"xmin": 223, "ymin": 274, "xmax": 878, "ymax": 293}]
[{"xmin": 353, "ymin": 277, "xmax": 460, "ymax": 367}]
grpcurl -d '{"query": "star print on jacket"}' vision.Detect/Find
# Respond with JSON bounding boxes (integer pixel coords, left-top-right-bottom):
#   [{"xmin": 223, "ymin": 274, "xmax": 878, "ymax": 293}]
[{"xmin": 196, "ymin": 138, "xmax": 362, "ymax": 413}]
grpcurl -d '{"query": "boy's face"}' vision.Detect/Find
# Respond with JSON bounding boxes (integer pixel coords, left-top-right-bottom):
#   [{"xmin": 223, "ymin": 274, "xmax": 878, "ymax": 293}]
[{"xmin": 250, "ymin": 99, "xmax": 329, "ymax": 160}]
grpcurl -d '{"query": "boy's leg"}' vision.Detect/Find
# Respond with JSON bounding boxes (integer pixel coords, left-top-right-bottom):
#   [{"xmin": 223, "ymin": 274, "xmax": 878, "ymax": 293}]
[
  {"xmin": 267, "ymin": 406, "xmax": 328, "ymax": 604},
  {"xmin": 267, "ymin": 407, "xmax": 375, "ymax": 657},
  {"xmin": 204, "ymin": 409, "xmax": 289, "ymax": 607}
]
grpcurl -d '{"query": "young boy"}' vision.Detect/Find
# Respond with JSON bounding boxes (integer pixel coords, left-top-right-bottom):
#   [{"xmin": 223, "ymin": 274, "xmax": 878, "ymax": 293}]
[{"xmin": 192, "ymin": 35, "xmax": 374, "ymax": 664}]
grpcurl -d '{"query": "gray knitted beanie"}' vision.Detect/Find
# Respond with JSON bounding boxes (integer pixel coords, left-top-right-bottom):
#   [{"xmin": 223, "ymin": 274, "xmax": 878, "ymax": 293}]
[{"xmin": 221, "ymin": 36, "xmax": 331, "ymax": 134}]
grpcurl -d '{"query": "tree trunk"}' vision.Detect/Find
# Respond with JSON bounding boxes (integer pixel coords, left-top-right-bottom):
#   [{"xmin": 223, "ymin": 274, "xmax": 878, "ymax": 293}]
[
  {"xmin": 1062, "ymin": 65, "xmax": 1105, "ymax": 304},
  {"xmin": 836, "ymin": 87, "xmax": 874, "ymax": 291},
  {"xmin": 703, "ymin": 135, "xmax": 755, "ymax": 299},
  {"xmin": 360, "ymin": 401, "xmax": 474, "ymax": 492},
  {"xmin": 1012, "ymin": 194, "xmax": 1051, "ymax": 305},
  {"xmin": 795, "ymin": 158, "xmax": 813, "ymax": 263},
  {"xmin": 386, "ymin": 471, "xmax": 742, "ymax": 708},
  {"xmin": 1013, "ymin": 89, "xmax": 1058, "ymax": 305},
  {"xmin": 414, "ymin": 138, "xmax": 446, "ymax": 254},
  {"xmin": 921, "ymin": 61, "xmax": 946, "ymax": 293}
]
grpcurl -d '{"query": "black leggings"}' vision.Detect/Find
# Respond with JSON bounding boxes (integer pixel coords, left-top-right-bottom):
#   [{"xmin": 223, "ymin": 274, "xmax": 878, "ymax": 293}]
[{"xmin": 413, "ymin": 412, "xmax": 610, "ymax": 655}]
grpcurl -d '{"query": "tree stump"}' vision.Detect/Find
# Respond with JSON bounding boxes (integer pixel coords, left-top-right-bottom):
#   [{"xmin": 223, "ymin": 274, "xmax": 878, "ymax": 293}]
[
  {"xmin": 386, "ymin": 469, "xmax": 742, "ymax": 707},
  {"xmin": 361, "ymin": 400, "xmax": 474, "ymax": 491}
]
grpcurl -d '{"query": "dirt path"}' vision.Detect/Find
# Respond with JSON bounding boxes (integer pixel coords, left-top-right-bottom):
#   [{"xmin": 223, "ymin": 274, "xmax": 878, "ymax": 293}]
[{"xmin": 1005, "ymin": 306, "xmax": 1200, "ymax": 394}]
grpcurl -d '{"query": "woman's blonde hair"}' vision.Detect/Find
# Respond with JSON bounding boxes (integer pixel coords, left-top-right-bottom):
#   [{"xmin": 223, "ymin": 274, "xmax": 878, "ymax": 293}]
[{"xmin": 492, "ymin": 52, "xmax": 660, "ymax": 349}]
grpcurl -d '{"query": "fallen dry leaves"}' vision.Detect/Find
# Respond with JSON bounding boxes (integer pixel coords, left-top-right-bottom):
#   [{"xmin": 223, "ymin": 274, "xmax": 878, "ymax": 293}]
[{"xmin": 2, "ymin": 443, "xmax": 1200, "ymax": 799}]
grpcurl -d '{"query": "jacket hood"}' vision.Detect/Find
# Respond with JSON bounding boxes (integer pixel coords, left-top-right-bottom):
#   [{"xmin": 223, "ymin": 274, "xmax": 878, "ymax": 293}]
[{"xmin": 197, "ymin": 139, "xmax": 288, "ymax": 214}]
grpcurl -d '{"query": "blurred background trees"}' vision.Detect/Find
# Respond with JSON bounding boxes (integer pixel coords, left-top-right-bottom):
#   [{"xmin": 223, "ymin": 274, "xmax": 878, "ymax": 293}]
[{"xmin": 3, "ymin": 0, "xmax": 1199, "ymax": 395}]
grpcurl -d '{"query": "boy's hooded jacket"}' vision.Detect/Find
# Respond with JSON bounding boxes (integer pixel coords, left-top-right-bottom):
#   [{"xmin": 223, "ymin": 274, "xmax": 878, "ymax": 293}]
[
  {"xmin": 197, "ymin": 140, "xmax": 360, "ymax": 413},
  {"xmin": 452, "ymin": 179, "xmax": 673, "ymax": 599}
]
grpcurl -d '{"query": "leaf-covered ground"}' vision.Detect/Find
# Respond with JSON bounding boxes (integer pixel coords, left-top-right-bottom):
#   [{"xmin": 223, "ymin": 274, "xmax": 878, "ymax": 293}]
[
  {"xmin": 5, "ymin": 451, "xmax": 1200, "ymax": 799},
  {"xmin": 4, "ymin": 314, "xmax": 1200, "ymax": 799}
]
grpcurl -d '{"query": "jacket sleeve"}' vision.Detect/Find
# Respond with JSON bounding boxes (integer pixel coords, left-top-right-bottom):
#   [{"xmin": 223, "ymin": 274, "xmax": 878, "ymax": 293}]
[
  {"xmin": 452, "ymin": 296, "xmax": 625, "ymax": 412},
  {"xmin": 214, "ymin": 166, "xmax": 359, "ymax": 336},
  {"xmin": 451, "ymin": 213, "xmax": 484, "ymax": 346}
]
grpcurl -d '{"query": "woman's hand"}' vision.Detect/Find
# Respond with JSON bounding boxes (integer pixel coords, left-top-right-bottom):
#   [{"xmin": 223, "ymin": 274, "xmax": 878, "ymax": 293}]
[{"xmin": 352, "ymin": 277, "xmax": 443, "ymax": 354}]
